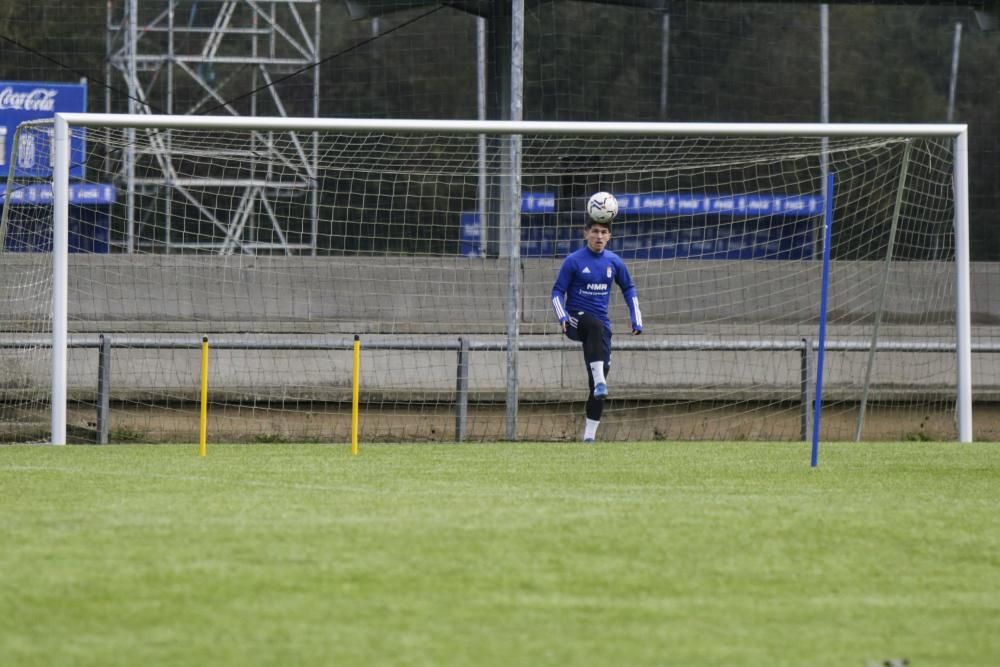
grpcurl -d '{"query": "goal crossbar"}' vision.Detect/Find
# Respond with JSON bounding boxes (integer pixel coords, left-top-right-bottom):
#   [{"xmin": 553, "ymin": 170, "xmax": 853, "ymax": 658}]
[{"xmin": 56, "ymin": 112, "xmax": 967, "ymax": 137}]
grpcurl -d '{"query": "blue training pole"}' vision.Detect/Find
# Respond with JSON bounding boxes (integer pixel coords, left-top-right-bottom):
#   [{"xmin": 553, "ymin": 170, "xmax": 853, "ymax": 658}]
[{"xmin": 811, "ymin": 172, "xmax": 835, "ymax": 467}]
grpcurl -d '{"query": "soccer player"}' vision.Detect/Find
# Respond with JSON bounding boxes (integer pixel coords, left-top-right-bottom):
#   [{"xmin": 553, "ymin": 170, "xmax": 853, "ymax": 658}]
[{"xmin": 551, "ymin": 203, "xmax": 642, "ymax": 443}]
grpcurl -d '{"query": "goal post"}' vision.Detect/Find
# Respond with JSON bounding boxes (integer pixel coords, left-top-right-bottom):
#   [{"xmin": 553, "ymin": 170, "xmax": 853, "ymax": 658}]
[
  {"xmin": 8, "ymin": 113, "xmax": 974, "ymax": 445},
  {"xmin": 52, "ymin": 116, "xmax": 70, "ymax": 446},
  {"xmin": 954, "ymin": 128, "xmax": 973, "ymax": 443}
]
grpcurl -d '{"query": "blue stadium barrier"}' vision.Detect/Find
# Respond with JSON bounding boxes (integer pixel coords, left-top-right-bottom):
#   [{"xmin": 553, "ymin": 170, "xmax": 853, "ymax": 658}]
[
  {"xmin": 460, "ymin": 192, "xmax": 822, "ymax": 260},
  {"xmin": 1, "ymin": 182, "xmax": 115, "ymax": 253}
]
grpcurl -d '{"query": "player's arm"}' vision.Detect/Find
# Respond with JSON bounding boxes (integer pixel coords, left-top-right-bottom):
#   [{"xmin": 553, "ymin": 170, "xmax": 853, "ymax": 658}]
[
  {"xmin": 551, "ymin": 259, "xmax": 574, "ymax": 332},
  {"xmin": 615, "ymin": 259, "xmax": 643, "ymax": 335}
]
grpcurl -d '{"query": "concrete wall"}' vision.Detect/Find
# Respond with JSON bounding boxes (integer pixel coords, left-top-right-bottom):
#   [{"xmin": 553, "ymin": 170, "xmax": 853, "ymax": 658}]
[
  {"xmin": 3, "ymin": 255, "xmax": 1000, "ymax": 401},
  {"xmin": 6, "ymin": 254, "xmax": 1000, "ymax": 330}
]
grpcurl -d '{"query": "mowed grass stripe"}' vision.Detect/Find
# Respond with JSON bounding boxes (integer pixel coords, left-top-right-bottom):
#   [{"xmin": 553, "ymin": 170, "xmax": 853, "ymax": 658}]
[{"xmin": 1, "ymin": 442, "xmax": 997, "ymax": 667}]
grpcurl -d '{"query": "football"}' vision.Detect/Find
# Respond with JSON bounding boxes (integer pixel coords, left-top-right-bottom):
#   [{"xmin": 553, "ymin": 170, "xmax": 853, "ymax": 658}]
[{"xmin": 587, "ymin": 191, "xmax": 619, "ymax": 224}]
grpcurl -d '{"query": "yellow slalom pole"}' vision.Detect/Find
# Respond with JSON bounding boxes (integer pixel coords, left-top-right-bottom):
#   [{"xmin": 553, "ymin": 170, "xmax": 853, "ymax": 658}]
[
  {"xmin": 199, "ymin": 336, "xmax": 209, "ymax": 457},
  {"xmin": 351, "ymin": 334, "xmax": 360, "ymax": 455}
]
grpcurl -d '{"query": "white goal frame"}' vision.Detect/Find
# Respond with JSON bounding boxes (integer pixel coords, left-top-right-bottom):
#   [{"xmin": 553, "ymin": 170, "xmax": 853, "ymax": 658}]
[{"xmin": 48, "ymin": 113, "xmax": 972, "ymax": 445}]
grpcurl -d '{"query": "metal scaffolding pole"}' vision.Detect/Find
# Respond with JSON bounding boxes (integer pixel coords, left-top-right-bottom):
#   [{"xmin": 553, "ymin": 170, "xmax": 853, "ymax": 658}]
[{"xmin": 106, "ymin": 0, "xmax": 321, "ymax": 255}]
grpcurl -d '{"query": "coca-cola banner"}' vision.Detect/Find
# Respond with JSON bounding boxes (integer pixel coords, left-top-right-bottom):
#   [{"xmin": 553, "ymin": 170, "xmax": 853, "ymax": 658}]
[{"xmin": 1, "ymin": 81, "xmax": 86, "ymax": 179}]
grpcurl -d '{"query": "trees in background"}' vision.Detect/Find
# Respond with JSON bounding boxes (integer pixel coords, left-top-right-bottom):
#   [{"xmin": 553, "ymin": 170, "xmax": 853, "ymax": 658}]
[{"xmin": 1, "ymin": 1, "xmax": 998, "ymax": 255}]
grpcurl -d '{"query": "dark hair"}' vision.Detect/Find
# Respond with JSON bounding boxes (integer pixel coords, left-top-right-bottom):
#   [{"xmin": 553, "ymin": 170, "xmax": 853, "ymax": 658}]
[{"xmin": 585, "ymin": 218, "xmax": 611, "ymax": 230}]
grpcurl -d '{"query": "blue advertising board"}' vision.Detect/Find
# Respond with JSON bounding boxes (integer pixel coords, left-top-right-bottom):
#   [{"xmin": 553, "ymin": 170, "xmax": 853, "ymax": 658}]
[
  {"xmin": 520, "ymin": 192, "xmax": 556, "ymax": 213},
  {"xmin": 0, "ymin": 81, "xmax": 87, "ymax": 179},
  {"xmin": 0, "ymin": 182, "xmax": 116, "ymax": 206},
  {"xmin": 460, "ymin": 192, "xmax": 823, "ymax": 260},
  {"xmin": 1, "ymin": 184, "xmax": 116, "ymax": 254},
  {"xmin": 614, "ymin": 193, "xmax": 823, "ymax": 217}
]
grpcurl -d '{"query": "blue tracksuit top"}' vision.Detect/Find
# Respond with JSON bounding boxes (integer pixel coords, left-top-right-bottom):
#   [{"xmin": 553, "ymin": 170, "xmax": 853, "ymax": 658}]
[{"xmin": 551, "ymin": 246, "xmax": 642, "ymax": 331}]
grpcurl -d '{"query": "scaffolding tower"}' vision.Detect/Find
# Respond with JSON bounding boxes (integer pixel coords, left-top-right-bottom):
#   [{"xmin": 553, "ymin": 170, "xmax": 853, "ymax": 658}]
[{"xmin": 106, "ymin": 0, "xmax": 321, "ymax": 255}]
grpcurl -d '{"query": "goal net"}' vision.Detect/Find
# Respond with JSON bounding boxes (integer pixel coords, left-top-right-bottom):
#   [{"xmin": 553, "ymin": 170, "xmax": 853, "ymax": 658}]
[
  {"xmin": 0, "ymin": 116, "xmax": 971, "ymax": 444},
  {"xmin": 0, "ymin": 123, "xmax": 54, "ymax": 442}
]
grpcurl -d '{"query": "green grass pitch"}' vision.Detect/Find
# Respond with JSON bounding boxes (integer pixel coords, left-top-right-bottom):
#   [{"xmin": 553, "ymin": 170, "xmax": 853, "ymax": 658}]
[{"xmin": 1, "ymin": 441, "xmax": 998, "ymax": 666}]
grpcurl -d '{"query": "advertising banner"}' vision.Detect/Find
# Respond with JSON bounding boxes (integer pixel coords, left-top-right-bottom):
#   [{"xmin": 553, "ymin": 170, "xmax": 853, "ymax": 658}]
[{"xmin": 0, "ymin": 80, "xmax": 87, "ymax": 179}]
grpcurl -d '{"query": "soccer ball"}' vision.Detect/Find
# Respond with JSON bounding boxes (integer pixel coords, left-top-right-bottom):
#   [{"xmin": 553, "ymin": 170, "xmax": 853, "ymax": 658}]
[{"xmin": 587, "ymin": 191, "xmax": 619, "ymax": 224}]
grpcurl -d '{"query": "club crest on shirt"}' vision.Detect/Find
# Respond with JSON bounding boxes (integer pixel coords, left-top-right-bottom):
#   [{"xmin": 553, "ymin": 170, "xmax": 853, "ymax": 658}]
[{"xmin": 606, "ymin": 267, "xmax": 613, "ymax": 278}]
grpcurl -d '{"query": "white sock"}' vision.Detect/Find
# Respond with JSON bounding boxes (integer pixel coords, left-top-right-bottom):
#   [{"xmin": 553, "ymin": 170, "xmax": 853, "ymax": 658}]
[
  {"xmin": 583, "ymin": 418, "xmax": 600, "ymax": 441},
  {"xmin": 589, "ymin": 361, "xmax": 606, "ymax": 386}
]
